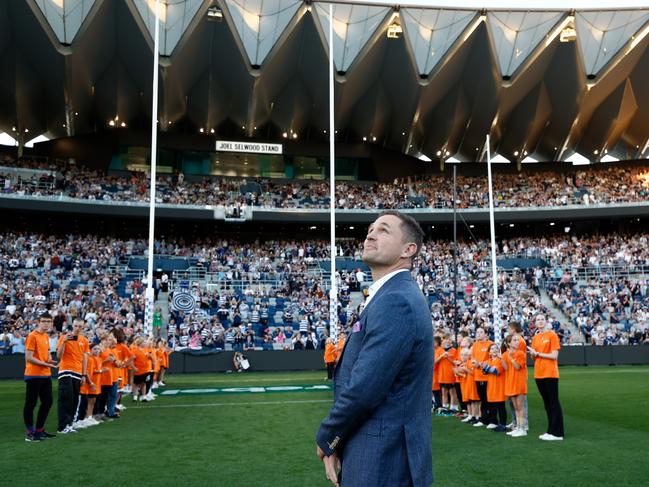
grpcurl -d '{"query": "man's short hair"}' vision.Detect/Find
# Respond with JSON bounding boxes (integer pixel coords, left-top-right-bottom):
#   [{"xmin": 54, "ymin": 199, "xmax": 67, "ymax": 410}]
[
  {"xmin": 39, "ymin": 313, "xmax": 53, "ymax": 321},
  {"xmin": 378, "ymin": 210, "xmax": 424, "ymax": 259}
]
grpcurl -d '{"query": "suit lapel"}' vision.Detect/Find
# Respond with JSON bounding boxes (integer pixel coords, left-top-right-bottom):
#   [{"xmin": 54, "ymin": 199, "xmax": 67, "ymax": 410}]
[{"xmin": 335, "ymin": 271, "xmax": 412, "ymax": 370}]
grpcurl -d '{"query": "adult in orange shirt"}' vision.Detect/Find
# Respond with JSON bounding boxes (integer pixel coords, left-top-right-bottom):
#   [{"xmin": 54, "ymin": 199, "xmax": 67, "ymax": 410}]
[
  {"xmin": 23, "ymin": 314, "xmax": 58, "ymax": 442},
  {"xmin": 482, "ymin": 344, "xmax": 507, "ymax": 432},
  {"xmin": 56, "ymin": 318, "xmax": 90, "ymax": 433},
  {"xmin": 529, "ymin": 314, "xmax": 564, "ymax": 441},
  {"xmin": 323, "ymin": 337, "xmax": 336, "ymax": 380},
  {"xmin": 435, "ymin": 334, "xmax": 459, "ymax": 414},
  {"xmin": 470, "ymin": 327, "xmax": 493, "ymax": 427},
  {"xmin": 502, "ymin": 334, "xmax": 528, "ymax": 438}
]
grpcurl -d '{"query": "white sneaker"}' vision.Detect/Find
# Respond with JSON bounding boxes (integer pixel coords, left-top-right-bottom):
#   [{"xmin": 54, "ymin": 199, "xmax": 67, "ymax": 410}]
[
  {"xmin": 473, "ymin": 421, "xmax": 484, "ymax": 427},
  {"xmin": 115, "ymin": 404, "xmax": 126, "ymax": 411},
  {"xmin": 506, "ymin": 429, "xmax": 515, "ymax": 436},
  {"xmin": 64, "ymin": 425, "xmax": 78, "ymax": 434},
  {"xmin": 158, "ymin": 381, "xmax": 166, "ymax": 387},
  {"xmin": 72, "ymin": 419, "xmax": 88, "ymax": 429},
  {"xmin": 539, "ymin": 433, "xmax": 551, "ymax": 440},
  {"xmin": 85, "ymin": 417, "xmax": 99, "ymax": 427},
  {"xmin": 461, "ymin": 416, "xmax": 473, "ymax": 423},
  {"xmin": 506, "ymin": 422, "xmax": 514, "ymax": 429},
  {"xmin": 540, "ymin": 434, "xmax": 563, "ymax": 441},
  {"xmin": 486, "ymin": 423, "xmax": 498, "ymax": 430},
  {"xmin": 511, "ymin": 429, "xmax": 527, "ymax": 438}
]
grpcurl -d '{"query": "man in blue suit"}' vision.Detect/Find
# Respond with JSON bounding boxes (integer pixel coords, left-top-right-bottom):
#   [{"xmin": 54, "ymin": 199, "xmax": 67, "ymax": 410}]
[{"xmin": 316, "ymin": 210, "xmax": 434, "ymax": 486}]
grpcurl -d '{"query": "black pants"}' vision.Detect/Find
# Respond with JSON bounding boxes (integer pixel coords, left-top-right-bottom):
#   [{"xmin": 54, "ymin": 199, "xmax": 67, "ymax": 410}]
[
  {"xmin": 476, "ymin": 381, "xmax": 488, "ymax": 422},
  {"xmin": 433, "ymin": 390, "xmax": 442, "ymax": 409},
  {"xmin": 326, "ymin": 363, "xmax": 334, "ymax": 380},
  {"xmin": 58, "ymin": 376, "xmax": 81, "ymax": 430},
  {"xmin": 536, "ymin": 378, "xmax": 565, "ymax": 437},
  {"xmin": 486, "ymin": 401, "xmax": 507, "ymax": 426},
  {"xmin": 455, "ymin": 383, "xmax": 464, "ymax": 411},
  {"xmin": 24, "ymin": 378, "xmax": 53, "ymax": 430},
  {"xmin": 96, "ymin": 385, "xmax": 110, "ymax": 415}
]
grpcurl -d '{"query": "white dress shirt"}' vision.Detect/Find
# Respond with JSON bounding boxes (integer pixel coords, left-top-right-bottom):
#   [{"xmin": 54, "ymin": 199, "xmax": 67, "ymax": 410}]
[{"xmin": 364, "ymin": 269, "xmax": 410, "ymax": 308}]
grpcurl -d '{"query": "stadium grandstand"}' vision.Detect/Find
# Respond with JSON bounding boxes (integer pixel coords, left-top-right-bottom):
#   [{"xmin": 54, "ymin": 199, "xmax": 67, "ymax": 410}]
[{"xmin": 1, "ymin": 1, "xmax": 648, "ymax": 485}]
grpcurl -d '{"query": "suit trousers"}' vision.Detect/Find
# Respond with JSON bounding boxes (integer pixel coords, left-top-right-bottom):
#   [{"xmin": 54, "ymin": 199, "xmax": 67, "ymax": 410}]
[
  {"xmin": 24, "ymin": 378, "xmax": 53, "ymax": 430},
  {"xmin": 58, "ymin": 376, "xmax": 81, "ymax": 430},
  {"xmin": 535, "ymin": 378, "xmax": 564, "ymax": 437}
]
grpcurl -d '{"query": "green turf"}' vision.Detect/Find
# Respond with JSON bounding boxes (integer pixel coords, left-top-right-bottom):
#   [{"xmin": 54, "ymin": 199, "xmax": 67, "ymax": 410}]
[{"xmin": 0, "ymin": 367, "xmax": 647, "ymax": 486}]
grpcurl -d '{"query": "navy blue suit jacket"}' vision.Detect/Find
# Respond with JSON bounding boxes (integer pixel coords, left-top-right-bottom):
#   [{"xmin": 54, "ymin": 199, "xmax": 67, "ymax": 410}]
[{"xmin": 316, "ymin": 271, "xmax": 434, "ymax": 486}]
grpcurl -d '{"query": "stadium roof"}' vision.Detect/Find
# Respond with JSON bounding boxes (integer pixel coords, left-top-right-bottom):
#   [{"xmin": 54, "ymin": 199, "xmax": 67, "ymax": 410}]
[{"xmin": 1, "ymin": 0, "xmax": 649, "ymax": 163}]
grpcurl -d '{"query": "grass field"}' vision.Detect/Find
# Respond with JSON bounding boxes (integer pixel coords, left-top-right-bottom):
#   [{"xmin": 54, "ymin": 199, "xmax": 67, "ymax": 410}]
[{"xmin": 1, "ymin": 366, "xmax": 648, "ymax": 486}]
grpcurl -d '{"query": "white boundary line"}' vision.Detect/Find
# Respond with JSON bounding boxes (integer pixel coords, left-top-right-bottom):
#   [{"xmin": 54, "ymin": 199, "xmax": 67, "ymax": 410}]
[{"xmin": 128, "ymin": 399, "xmax": 332, "ymax": 409}]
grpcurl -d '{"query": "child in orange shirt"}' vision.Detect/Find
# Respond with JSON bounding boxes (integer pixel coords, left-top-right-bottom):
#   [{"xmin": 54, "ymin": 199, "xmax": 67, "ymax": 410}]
[
  {"xmin": 435, "ymin": 334, "xmax": 459, "ymax": 415},
  {"xmin": 324, "ymin": 338, "xmax": 336, "ymax": 380},
  {"xmin": 454, "ymin": 347, "xmax": 480, "ymax": 423},
  {"xmin": 502, "ymin": 334, "xmax": 528, "ymax": 437},
  {"xmin": 482, "ymin": 344, "xmax": 507, "ymax": 432},
  {"xmin": 432, "ymin": 336, "xmax": 442, "ymax": 411},
  {"xmin": 78, "ymin": 343, "xmax": 105, "ymax": 427}
]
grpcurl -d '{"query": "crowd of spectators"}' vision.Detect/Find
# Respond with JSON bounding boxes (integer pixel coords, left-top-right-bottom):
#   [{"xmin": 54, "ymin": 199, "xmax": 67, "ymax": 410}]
[
  {"xmin": 1, "ymin": 228, "xmax": 649, "ymax": 355},
  {"xmin": 2, "ymin": 154, "xmax": 648, "ymax": 210}
]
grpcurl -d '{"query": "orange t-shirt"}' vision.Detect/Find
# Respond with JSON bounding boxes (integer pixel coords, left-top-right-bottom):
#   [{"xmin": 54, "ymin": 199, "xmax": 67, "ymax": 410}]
[
  {"xmin": 56, "ymin": 335, "xmax": 90, "ymax": 374},
  {"xmin": 334, "ymin": 339, "xmax": 345, "ymax": 362},
  {"xmin": 24, "ymin": 331, "xmax": 52, "ymax": 377},
  {"xmin": 459, "ymin": 361, "xmax": 480, "ymax": 402},
  {"xmin": 324, "ymin": 343, "xmax": 336, "ymax": 364},
  {"xmin": 472, "ymin": 340, "xmax": 493, "ymax": 382},
  {"xmin": 163, "ymin": 349, "xmax": 171, "ymax": 368},
  {"xmin": 80, "ymin": 355, "xmax": 100, "ymax": 395},
  {"xmin": 132, "ymin": 347, "xmax": 150, "ymax": 375},
  {"xmin": 99, "ymin": 350, "xmax": 114, "ymax": 387},
  {"xmin": 503, "ymin": 350, "xmax": 528, "ymax": 396},
  {"xmin": 486, "ymin": 357, "xmax": 506, "ymax": 403},
  {"xmin": 531, "ymin": 330, "xmax": 560, "ymax": 379},
  {"xmin": 432, "ymin": 347, "xmax": 443, "ymax": 391},
  {"xmin": 437, "ymin": 347, "xmax": 458, "ymax": 384}
]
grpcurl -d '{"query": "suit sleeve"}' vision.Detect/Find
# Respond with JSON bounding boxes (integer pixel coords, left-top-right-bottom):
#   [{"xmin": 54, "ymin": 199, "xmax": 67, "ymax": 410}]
[{"xmin": 316, "ymin": 292, "xmax": 416, "ymax": 455}]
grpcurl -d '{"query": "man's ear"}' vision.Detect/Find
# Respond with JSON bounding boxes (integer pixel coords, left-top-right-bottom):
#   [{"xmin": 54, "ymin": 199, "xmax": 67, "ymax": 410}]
[{"xmin": 402, "ymin": 243, "xmax": 417, "ymax": 259}]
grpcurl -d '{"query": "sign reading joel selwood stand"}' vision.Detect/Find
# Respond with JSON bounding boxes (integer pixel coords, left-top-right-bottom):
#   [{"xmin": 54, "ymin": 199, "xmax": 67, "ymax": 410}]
[{"xmin": 216, "ymin": 140, "xmax": 283, "ymax": 155}]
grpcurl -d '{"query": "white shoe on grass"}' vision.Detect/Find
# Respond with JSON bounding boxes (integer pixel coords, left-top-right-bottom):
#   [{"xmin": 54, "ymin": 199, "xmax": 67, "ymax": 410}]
[{"xmin": 540, "ymin": 434, "xmax": 563, "ymax": 441}]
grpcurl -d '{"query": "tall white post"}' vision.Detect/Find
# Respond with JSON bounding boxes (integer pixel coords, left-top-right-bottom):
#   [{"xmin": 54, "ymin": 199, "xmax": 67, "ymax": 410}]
[
  {"xmin": 328, "ymin": 4, "xmax": 338, "ymax": 341},
  {"xmin": 486, "ymin": 134, "xmax": 500, "ymax": 346},
  {"xmin": 145, "ymin": 0, "xmax": 161, "ymax": 337}
]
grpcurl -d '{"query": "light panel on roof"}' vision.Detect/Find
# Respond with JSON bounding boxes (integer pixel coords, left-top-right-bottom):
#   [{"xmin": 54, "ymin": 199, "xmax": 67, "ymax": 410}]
[
  {"xmin": 488, "ymin": 11, "xmax": 564, "ymax": 77},
  {"xmin": 34, "ymin": 0, "xmax": 96, "ymax": 44},
  {"xmin": 401, "ymin": 8, "xmax": 475, "ymax": 76},
  {"xmin": 226, "ymin": 0, "xmax": 302, "ymax": 66},
  {"xmin": 314, "ymin": 2, "xmax": 391, "ymax": 72},
  {"xmin": 576, "ymin": 9, "xmax": 649, "ymax": 76}
]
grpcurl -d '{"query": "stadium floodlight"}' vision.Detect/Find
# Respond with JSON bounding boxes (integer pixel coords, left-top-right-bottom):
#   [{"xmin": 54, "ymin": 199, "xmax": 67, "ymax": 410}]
[
  {"xmin": 199, "ymin": 128, "xmax": 204, "ymax": 133},
  {"xmin": 387, "ymin": 19, "xmax": 402, "ymax": 39},
  {"xmin": 207, "ymin": 6, "xmax": 223, "ymax": 22}
]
